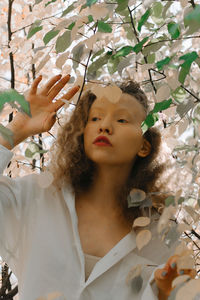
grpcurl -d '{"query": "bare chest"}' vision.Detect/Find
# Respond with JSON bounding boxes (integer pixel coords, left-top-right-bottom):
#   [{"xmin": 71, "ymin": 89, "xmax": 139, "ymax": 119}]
[{"xmin": 75, "ymin": 203, "xmax": 132, "ymax": 258}]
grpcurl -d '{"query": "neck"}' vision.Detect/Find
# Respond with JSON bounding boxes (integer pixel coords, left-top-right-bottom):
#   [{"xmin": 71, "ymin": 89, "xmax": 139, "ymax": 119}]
[{"xmin": 77, "ymin": 164, "xmax": 132, "ymax": 218}]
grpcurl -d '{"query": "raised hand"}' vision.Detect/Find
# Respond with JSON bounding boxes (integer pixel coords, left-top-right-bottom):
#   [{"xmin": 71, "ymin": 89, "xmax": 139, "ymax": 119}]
[
  {"xmin": 13, "ymin": 74, "xmax": 80, "ymax": 137},
  {"xmin": 154, "ymin": 255, "xmax": 196, "ymax": 300}
]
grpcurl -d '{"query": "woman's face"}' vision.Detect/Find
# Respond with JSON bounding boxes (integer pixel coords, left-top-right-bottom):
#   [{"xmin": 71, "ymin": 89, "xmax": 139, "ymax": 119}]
[{"xmin": 83, "ymin": 93, "xmax": 147, "ymax": 166}]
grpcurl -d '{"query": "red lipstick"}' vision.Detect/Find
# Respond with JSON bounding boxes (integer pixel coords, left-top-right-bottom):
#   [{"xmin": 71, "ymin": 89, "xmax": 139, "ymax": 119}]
[{"xmin": 93, "ymin": 135, "xmax": 112, "ymax": 146}]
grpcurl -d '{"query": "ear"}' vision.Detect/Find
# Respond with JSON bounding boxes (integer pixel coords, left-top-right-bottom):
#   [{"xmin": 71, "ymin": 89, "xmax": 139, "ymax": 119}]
[{"xmin": 137, "ymin": 139, "xmax": 151, "ymax": 158}]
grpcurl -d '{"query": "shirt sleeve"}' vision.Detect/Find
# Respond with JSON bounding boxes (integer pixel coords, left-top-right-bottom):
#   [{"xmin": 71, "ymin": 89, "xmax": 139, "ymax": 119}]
[{"xmin": 0, "ymin": 144, "xmax": 35, "ymax": 275}]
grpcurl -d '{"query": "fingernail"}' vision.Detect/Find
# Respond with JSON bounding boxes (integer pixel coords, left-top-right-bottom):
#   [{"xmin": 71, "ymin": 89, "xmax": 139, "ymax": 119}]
[
  {"xmin": 179, "ymin": 270, "xmax": 184, "ymax": 275},
  {"xmin": 162, "ymin": 271, "xmax": 167, "ymax": 277},
  {"xmin": 171, "ymin": 262, "xmax": 176, "ymax": 269}
]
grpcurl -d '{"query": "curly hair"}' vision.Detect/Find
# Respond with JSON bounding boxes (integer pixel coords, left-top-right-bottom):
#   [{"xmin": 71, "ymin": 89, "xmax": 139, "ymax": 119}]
[{"xmin": 49, "ymin": 81, "xmax": 165, "ymax": 224}]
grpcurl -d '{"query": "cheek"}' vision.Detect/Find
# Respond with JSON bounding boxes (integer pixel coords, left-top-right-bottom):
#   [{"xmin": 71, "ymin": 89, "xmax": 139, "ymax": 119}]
[{"xmin": 83, "ymin": 125, "xmax": 93, "ymax": 151}]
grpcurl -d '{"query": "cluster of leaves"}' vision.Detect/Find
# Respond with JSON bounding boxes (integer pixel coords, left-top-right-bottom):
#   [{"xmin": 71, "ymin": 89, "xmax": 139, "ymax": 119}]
[{"xmin": 0, "ymin": 0, "xmax": 200, "ymax": 298}]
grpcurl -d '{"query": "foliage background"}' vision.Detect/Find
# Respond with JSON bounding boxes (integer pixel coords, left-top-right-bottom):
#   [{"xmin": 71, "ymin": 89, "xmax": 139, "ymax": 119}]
[{"xmin": 0, "ymin": 0, "xmax": 200, "ymax": 299}]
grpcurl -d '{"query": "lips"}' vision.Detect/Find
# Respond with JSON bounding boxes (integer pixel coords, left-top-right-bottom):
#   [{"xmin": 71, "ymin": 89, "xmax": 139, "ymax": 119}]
[{"xmin": 93, "ymin": 135, "xmax": 112, "ymax": 145}]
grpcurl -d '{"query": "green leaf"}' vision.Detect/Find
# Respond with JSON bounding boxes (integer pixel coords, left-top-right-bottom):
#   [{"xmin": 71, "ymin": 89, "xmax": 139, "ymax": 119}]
[
  {"xmin": 116, "ymin": 0, "xmax": 129, "ymax": 13},
  {"xmin": 113, "ymin": 46, "xmax": 134, "ymax": 58},
  {"xmin": 27, "ymin": 20, "xmax": 43, "ymax": 39},
  {"xmin": 107, "ymin": 56, "xmax": 121, "ymax": 75},
  {"xmin": 43, "ymin": 29, "xmax": 59, "ymax": 45},
  {"xmin": 151, "ymin": 2, "xmax": 163, "ymax": 25},
  {"xmin": 45, "ymin": 0, "xmax": 57, "ymax": 7},
  {"xmin": 0, "ymin": 124, "xmax": 14, "ymax": 149},
  {"xmin": 152, "ymin": 99, "xmax": 172, "ymax": 113},
  {"xmin": 98, "ymin": 21, "xmax": 112, "ymax": 33},
  {"xmin": 62, "ymin": 3, "xmax": 76, "ymax": 17},
  {"xmin": 156, "ymin": 56, "xmax": 172, "ymax": 71},
  {"xmin": 152, "ymin": 2, "xmax": 163, "ymax": 18},
  {"xmin": 55, "ymin": 30, "xmax": 71, "ymax": 54},
  {"xmin": 147, "ymin": 53, "xmax": 155, "ymax": 64},
  {"xmin": 178, "ymin": 65, "xmax": 190, "ymax": 84},
  {"xmin": 178, "ymin": 197, "xmax": 185, "ymax": 205},
  {"xmin": 88, "ymin": 15, "xmax": 94, "ymax": 22},
  {"xmin": 86, "ymin": 0, "xmax": 97, "ymax": 7},
  {"xmin": 0, "ymin": 89, "xmax": 31, "ymax": 116},
  {"xmin": 25, "ymin": 148, "xmax": 34, "ymax": 158},
  {"xmin": 178, "ymin": 51, "xmax": 199, "ymax": 84},
  {"xmin": 91, "ymin": 49, "xmax": 104, "ymax": 61},
  {"xmin": 67, "ymin": 22, "xmax": 75, "ymax": 30},
  {"xmin": 179, "ymin": 51, "xmax": 199, "ymax": 64},
  {"xmin": 138, "ymin": 9, "xmax": 151, "ymax": 32},
  {"xmin": 141, "ymin": 113, "xmax": 159, "ymax": 134},
  {"xmin": 184, "ymin": 4, "xmax": 200, "ymax": 26},
  {"xmin": 172, "ymin": 87, "xmax": 186, "ymax": 103},
  {"xmin": 88, "ymin": 53, "xmax": 111, "ymax": 76},
  {"xmin": 165, "ymin": 196, "xmax": 175, "ymax": 207},
  {"xmin": 141, "ymin": 99, "xmax": 172, "ymax": 133},
  {"xmin": 72, "ymin": 43, "xmax": 85, "ymax": 70},
  {"xmin": 35, "ymin": 0, "xmax": 43, "ymax": 4},
  {"xmin": 133, "ymin": 37, "xmax": 149, "ymax": 54},
  {"xmin": 168, "ymin": 22, "xmax": 180, "ymax": 39}
]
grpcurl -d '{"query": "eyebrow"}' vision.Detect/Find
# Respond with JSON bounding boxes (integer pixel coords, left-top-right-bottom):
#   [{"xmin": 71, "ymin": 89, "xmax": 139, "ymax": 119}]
[{"xmin": 91, "ymin": 106, "xmax": 133, "ymax": 116}]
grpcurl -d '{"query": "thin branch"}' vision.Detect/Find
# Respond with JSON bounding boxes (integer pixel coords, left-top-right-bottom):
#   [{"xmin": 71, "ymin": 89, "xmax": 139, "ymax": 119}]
[
  {"xmin": 144, "ymin": 35, "xmax": 200, "ymax": 50},
  {"xmin": 7, "ymin": 0, "xmax": 15, "ymax": 129},
  {"xmin": 181, "ymin": 84, "xmax": 200, "ymax": 103},
  {"xmin": 76, "ymin": 22, "xmax": 98, "ymax": 105},
  {"xmin": 128, "ymin": 6, "xmax": 157, "ymax": 93},
  {"xmin": 16, "ymin": 160, "xmax": 42, "ymax": 170},
  {"xmin": 12, "ymin": 11, "xmax": 62, "ymax": 34}
]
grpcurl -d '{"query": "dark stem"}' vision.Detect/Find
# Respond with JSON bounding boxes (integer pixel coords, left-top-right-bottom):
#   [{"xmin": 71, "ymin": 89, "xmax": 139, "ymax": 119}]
[
  {"xmin": 181, "ymin": 84, "xmax": 200, "ymax": 103},
  {"xmin": 8, "ymin": 0, "xmax": 15, "ymax": 126},
  {"xmin": 189, "ymin": 0, "xmax": 196, "ymax": 8},
  {"xmin": 76, "ymin": 22, "xmax": 98, "ymax": 105}
]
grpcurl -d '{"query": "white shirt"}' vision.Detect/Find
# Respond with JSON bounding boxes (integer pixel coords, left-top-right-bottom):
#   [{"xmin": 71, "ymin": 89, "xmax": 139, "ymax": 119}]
[{"xmin": 0, "ymin": 144, "xmax": 174, "ymax": 300}]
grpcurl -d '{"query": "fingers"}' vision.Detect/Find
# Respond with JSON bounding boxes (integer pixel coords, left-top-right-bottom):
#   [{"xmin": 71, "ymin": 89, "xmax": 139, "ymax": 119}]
[
  {"xmin": 155, "ymin": 255, "xmax": 180, "ymax": 281},
  {"xmin": 51, "ymin": 85, "xmax": 80, "ymax": 112},
  {"xmin": 30, "ymin": 75, "xmax": 43, "ymax": 95},
  {"xmin": 47, "ymin": 74, "xmax": 71, "ymax": 99},
  {"xmin": 40, "ymin": 74, "xmax": 63, "ymax": 95}
]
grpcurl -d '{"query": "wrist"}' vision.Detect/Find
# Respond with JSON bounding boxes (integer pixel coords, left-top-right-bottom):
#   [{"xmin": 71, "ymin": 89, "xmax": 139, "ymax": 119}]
[{"xmin": 158, "ymin": 289, "xmax": 168, "ymax": 300}]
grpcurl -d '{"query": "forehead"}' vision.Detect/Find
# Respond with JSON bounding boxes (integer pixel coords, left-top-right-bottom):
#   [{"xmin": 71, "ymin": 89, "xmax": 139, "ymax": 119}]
[{"xmin": 90, "ymin": 93, "xmax": 146, "ymax": 117}]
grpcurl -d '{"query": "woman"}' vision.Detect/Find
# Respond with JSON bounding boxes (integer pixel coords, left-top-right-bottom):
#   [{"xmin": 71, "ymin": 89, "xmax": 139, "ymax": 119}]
[{"xmin": 0, "ymin": 74, "xmax": 195, "ymax": 300}]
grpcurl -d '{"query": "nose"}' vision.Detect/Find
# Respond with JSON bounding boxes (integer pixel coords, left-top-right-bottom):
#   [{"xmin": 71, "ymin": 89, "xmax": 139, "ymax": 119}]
[{"xmin": 98, "ymin": 117, "xmax": 113, "ymax": 134}]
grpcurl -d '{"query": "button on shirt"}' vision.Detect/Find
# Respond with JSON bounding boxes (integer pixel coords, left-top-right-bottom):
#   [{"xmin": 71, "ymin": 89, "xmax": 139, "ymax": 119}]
[{"xmin": 0, "ymin": 144, "xmax": 175, "ymax": 300}]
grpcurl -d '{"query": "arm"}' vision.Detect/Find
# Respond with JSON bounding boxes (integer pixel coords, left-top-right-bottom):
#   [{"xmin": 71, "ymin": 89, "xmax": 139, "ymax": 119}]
[{"xmin": 0, "ymin": 74, "xmax": 79, "ymax": 274}]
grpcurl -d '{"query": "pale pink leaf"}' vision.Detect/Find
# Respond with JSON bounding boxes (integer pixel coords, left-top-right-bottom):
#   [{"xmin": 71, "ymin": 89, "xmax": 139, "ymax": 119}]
[
  {"xmin": 172, "ymin": 274, "xmax": 190, "ymax": 289},
  {"xmin": 133, "ymin": 217, "xmax": 150, "ymax": 228},
  {"xmin": 156, "ymin": 84, "xmax": 171, "ymax": 102},
  {"xmin": 136, "ymin": 230, "xmax": 152, "ymax": 250},
  {"xmin": 125, "ymin": 264, "xmax": 142, "ymax": 285},
  {"xmin": 36, "ymin": 54, "xmax": 50, "ymax": 74},
  {"xmin": 175, "ymin": 279, "xmax": 200, "ymax": 300},
  {"xmin": 56, "ymin": 51, "xmax": 69, "ymax": 70},
  {"xmin": 103, "ymin": 85, "xmax": 122, "ymax": 103}
]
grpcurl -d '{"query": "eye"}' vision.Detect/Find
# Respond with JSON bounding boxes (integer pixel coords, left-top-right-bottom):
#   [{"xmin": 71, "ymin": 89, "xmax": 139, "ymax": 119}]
[
  {"xmin": 118, "ymin": 119, "xmax": 128, "ymax": 123},
  {"xmin": 91, "ymin": 117, "xmax": 100, "ymax": 121}
]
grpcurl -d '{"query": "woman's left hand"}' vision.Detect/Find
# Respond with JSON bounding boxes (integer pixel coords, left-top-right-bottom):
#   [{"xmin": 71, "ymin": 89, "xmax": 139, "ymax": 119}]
[{"xmin": 154, "ymin": 255, "xmax": 196, "ymax": 300}]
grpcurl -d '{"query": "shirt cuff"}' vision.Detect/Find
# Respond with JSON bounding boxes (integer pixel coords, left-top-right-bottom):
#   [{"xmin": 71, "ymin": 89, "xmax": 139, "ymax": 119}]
[{"xmin": 0, "ymin": 144, "xmax": 14, "ymax": 173}]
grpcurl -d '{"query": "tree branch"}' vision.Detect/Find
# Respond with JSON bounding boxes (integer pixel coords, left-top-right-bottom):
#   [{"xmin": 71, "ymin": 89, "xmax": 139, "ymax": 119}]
[{"xmin": 76, "ymin": 22, "xmax": 98, "ymax": 105}]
